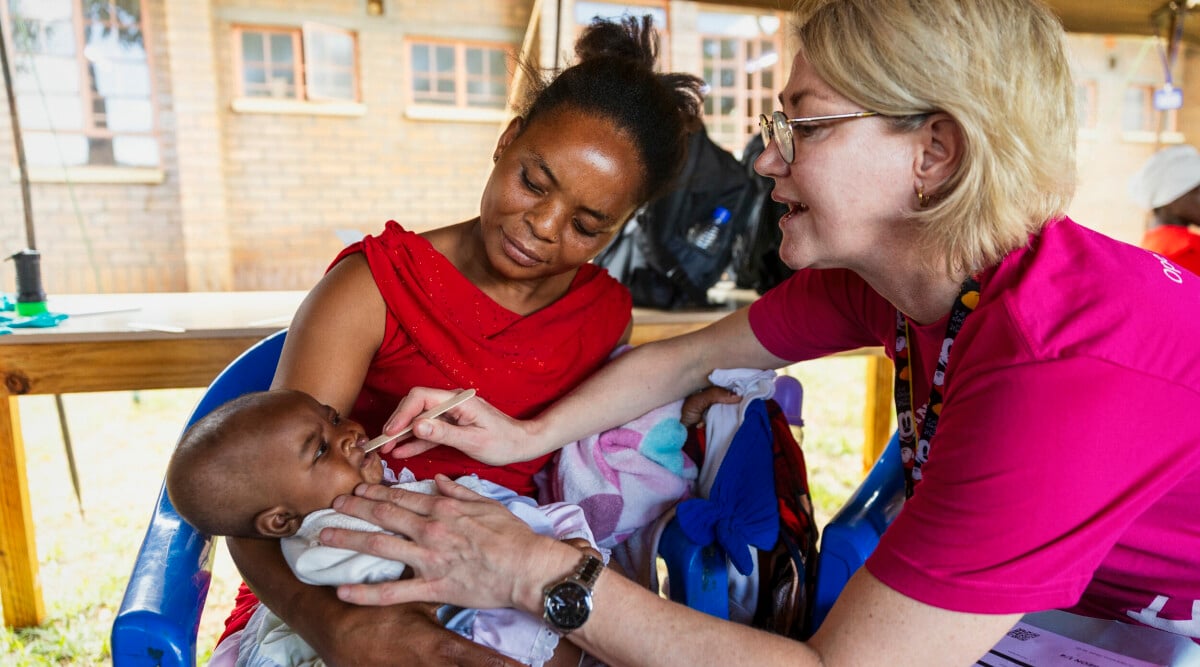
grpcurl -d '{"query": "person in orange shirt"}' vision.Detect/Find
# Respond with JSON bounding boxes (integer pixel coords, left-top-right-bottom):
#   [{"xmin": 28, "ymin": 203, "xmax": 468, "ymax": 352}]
[{"xmin": 1129, "ymin": 144, "xmax": 1200, "ymax": 276}]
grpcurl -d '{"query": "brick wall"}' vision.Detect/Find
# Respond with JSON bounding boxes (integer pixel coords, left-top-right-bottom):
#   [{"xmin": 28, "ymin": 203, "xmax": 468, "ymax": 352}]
[
  {"xmin": 0, "ymin": 2, "xmax": 1197, "ymax": 296},
  {"xmin": 214, "ymin": 0, "xmax": 531, "ymax": 290}
]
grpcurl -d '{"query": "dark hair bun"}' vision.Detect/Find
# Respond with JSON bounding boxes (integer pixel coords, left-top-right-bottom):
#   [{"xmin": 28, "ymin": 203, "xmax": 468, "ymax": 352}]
[{"xmin": 574, "ymin": 14, "xmax": 658, "ymax": 72}]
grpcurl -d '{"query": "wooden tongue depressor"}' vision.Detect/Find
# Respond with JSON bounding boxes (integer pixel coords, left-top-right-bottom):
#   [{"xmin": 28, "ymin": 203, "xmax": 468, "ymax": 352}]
[{"xmin": 362, "ymin": 388, "xmax": 477, "ymax": 453}]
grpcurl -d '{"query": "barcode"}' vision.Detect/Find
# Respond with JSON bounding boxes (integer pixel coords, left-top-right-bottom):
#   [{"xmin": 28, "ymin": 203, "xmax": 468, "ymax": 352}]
[{"xmin": 1005, "ymin": 627, "xmax": 1040, "ymax": 642}]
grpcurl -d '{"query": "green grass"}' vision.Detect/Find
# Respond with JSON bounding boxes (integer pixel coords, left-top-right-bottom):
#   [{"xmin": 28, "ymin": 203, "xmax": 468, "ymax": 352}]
[{"xmin": 0, "ymin": 357, "xmax": 873, "ymax": 665}]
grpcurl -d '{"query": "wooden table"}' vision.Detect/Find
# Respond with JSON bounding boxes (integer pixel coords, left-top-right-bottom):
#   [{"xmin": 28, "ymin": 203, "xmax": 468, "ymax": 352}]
[
  {"xmin": 0, "ymin": 291, "xmax": 305, "ymax": 628},
  {"xmin": 0, "ymin": 292, "xmax": 890, "ymax": 628}
]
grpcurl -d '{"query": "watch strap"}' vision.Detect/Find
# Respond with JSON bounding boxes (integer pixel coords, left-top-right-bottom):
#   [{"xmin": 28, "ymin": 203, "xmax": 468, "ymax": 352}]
[{"xmin": 574, "ymin": 554, "xmax": 604, "ymax": 590}]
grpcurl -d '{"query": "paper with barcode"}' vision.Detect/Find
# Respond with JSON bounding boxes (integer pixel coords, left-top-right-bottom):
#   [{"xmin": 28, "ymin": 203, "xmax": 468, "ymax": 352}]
[{"xmin": 976, "ymin": 621, "xmax": 1166, "ymax": 667}]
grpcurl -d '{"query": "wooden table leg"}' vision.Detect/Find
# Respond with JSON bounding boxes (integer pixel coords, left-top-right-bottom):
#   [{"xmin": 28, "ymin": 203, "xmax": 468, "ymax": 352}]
[
  {"xmin": 862, "ymin": 355, "xmax": 894, "ymax": 474},
  {"xmin": 0, "ymin": 395, "xmax": 45, "ymax": 627}
]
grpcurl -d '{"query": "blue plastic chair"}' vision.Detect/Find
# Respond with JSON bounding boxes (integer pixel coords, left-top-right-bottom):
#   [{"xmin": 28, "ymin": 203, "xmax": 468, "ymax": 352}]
[
  {"xmin": 111, "ymin": 330, "xmax": 287, "ymax": 667},
  {"xmin": 810, "ymin": 430, "xmax": 903, "ymax": 630}
]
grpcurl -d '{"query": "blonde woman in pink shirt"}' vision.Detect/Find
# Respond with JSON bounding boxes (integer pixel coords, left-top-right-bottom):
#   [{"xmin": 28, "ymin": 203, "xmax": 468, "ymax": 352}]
[{"xmin": 320, "ymin": 1, "xmax": 1200, "ymax": 665}]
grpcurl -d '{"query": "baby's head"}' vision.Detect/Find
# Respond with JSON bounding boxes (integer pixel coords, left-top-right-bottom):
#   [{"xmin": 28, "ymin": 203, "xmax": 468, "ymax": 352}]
[{"xmin": 165, "ymin": 389, "xmax": 383, "ymax": 539}]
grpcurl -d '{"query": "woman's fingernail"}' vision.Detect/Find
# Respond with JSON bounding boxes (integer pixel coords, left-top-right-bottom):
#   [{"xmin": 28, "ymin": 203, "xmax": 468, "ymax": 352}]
[{"xmin": 415, "ymin": 421, "xmax": 431, "ymax": 437}]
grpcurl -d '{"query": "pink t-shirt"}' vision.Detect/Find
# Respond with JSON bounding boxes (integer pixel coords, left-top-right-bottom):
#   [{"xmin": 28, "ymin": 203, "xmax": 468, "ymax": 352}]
[{"xmin": 749, "ymin": 217, "xmax": 1200, "ymax": 639}]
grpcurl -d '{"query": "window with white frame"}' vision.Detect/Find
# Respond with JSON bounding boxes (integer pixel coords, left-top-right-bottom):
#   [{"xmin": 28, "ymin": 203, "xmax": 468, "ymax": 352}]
[
  {"xmin": 234, "ymin": 23, "xmax": 359, "ymax": 103},
  {"xmin": 1122, "ymin": 83, "xmax": 1178, "ymax": 134},
  {"xmin": 407, "ymin": 39, "xmax": 510, "ymax": 109},
  {"xmin": 698, "ymin": 12, "xmax": 784, "ymax": 156},
  {"xmin": 2, "ymin": 0, "xmax": 159, "ymax": 168}
]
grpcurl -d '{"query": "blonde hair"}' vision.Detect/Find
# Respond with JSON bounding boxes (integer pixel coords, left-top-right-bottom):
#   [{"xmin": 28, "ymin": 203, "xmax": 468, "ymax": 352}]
[{"xmin": 793, "ymin": 0, "xmax": 1076, "ymax": 274}]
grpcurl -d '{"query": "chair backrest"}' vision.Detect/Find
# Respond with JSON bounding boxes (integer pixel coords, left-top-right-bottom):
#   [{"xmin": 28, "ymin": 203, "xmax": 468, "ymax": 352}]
[
  {"xmin": 810, "ymin": 430, "xmax": 903, "ymax": 630},
  {"xmin": 111, "ymin": 330, "xmax": 287, "ymax": 667}
]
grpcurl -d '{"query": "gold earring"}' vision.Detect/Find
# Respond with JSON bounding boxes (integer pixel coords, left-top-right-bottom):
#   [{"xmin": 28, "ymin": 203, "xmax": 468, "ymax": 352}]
[
  {"xmin": 916, "ymin": 185, "xmax": 929, "ymax": 208},
  {"xmin": 493, "ymin": 155, "xmax": 499, "ymax": 163}
]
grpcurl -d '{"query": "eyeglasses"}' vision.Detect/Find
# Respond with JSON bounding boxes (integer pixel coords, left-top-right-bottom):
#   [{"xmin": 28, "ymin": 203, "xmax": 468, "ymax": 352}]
[{"xmin": 758, "ymin": 110, "xmax": 879, "ymax": 163}]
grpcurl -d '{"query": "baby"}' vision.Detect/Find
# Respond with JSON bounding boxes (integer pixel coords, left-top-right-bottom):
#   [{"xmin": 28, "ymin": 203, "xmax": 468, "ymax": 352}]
[{"xmin": 166, "ymin": 388, "xmax": 599, "ymax": 667}]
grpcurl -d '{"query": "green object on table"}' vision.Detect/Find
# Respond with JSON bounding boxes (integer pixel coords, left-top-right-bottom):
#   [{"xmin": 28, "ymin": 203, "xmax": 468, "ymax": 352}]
[{"xmin": 15, "ymin": 299, "xmax": 47, "ymax": 316}]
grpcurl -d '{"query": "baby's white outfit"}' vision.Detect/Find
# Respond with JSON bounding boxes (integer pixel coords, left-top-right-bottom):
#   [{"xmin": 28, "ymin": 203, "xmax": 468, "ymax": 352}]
[{"xmin": 233, "ymin": 468, "xmax": 601, "ymax": 667}]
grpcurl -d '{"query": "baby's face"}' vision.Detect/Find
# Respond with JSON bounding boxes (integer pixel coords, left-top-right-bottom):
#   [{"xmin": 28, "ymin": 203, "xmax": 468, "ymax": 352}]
[{"xmin": 260, "ymin": 392, "xmax": 384, "ymax": 517}]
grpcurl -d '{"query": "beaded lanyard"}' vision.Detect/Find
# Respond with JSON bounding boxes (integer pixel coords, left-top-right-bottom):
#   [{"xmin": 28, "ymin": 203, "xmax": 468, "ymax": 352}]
[{"xmin": 892, "ymin": 275, "xmax": 981, "ymax": 498}]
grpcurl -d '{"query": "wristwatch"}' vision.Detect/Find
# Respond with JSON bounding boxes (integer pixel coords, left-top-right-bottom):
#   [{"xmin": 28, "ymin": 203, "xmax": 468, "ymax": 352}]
[{"xmin": 542, "ymin": 553, "xmax": 604, "ymax": 635}]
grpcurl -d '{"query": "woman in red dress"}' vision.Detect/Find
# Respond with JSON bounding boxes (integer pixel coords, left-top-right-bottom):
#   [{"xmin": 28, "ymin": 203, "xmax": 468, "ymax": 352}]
[{"xmin": 217, "ymin": 16, "xmax": 705, "ymax": 667}]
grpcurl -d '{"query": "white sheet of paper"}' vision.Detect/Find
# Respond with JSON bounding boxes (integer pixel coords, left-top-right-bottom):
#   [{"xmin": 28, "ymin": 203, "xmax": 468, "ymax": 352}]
[{"xmin": 976, "ymin": 621, "xmax": 1166, "ymax": 667}]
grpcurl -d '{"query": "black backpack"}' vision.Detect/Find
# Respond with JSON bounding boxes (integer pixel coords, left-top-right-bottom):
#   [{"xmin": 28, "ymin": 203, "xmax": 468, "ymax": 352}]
[
  {"xmin": 730, "ymin": 134, "xmax": 794, "ymax": 295},
  {"xmin": 594, "ymin": 126, "xmax": 756, "ymax": 309}
]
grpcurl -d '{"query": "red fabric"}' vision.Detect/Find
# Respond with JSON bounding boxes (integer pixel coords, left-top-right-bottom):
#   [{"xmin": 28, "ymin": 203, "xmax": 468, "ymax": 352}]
[
  {"xmin": 1142, "ymin": 225, "xmax": 1200, "ymax": 277},
  {"xmin": 219, "ymin": 221, "xmax": 631, "ymax": 646},
  {"xmin": 348, "ymin": 221, "xmax": 631, "ymax": 495}
]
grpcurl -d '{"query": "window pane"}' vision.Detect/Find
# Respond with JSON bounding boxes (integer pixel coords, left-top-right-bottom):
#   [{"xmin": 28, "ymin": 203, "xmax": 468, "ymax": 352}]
[
  {"xmin": 466, "ymin": 48, "xmax": 482, "ymax": 76},
  {"xmin": 113, "ymin": 135, "xmax": 159, "ymax": 167},
  {"xmin": 436, "ymin": 79, "xmax": 455, "ymax": 94},
  {"xmin": 17, "ymin": 94, "xmax": 83, "ymax": 130},
  {"xmin": 330, "ymin": 35, "xmax": 354, "ymax": 67},
  {"xmin": 411, "ymin": 44, "xmax": 429, "ymax": 72},
  {"xmin": 110, "ymin": 61, "xmax": 149, "ymax": 96},
  {"xmin": 44, "ymin": 20, "xmax": 76, "ymax": 55},
  {"xmin": 269, "ymin": 33, "xmax": 293, "ymax": 64},
  {"xmin": 105, "ymin": 98, "xmax": 152, "ymax": 131},
  {"xmin": 435, "ymin": 45, "xmax": 454, "ymax": 72},
  {"xmin": 23, "ymin": 132, "xmax": 88, "ymax": 166},
  {"xmin": 243, "ymin": 66, "xmax": 266, "ymax": 85},
  {"xmin": 1121, "ymin": 87, "xmax": 1148, "ymax": 132},
  {"xmin": 268, "ymin": 65, "xmax": 295, "ymax": 93},
  {"xmin": 115, "ymin": 0, "xmax": 141, "ymax": 23},
  {"xmin": 9, "ymin": 0, "xmax": 73, "ymax": 21},
  {"xmin": 14, "ymin": 55, "xmax": 80, "ymax": 95},
  {"xmin": 305, "ymin": 27, "xmax": 357, "ymax": 100},
  {"xmin": 488, "ymin": 50, "xmax": 506, "ymax": 76},
  {"xmin": 242, "ymin": 32, "xmax": 265, "ymax": 62},
  {"xmin": 413, "ymin": 76, "xmax": 431, "ymax": 93}
]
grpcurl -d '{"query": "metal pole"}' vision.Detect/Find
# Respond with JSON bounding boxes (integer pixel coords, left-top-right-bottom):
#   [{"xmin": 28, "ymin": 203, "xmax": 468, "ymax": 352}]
[{"xmin": 0, "ymin": 19, "xmax": 36, "ymax": 250}]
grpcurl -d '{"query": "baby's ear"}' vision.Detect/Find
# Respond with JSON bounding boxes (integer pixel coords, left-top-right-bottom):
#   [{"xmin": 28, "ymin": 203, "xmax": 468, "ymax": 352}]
[{"xmin": 255, "ymin": 506, "xmax": 302, "ymax": 538}]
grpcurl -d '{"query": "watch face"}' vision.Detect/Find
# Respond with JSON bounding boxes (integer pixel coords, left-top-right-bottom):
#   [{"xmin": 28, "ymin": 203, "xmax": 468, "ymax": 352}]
[{"xmin": 545, "ymin": 581, "xmax": 592, "ymax": 631}]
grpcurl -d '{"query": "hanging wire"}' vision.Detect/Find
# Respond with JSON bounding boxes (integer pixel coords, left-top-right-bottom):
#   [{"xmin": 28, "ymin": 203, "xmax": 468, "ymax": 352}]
[
  {"xmin": 0, "ymin": 16, "xmax": 36, "ymax": 250},
  {"xmin": 20, "ymin": 26, "xmax": 104, "ymax": 291}
]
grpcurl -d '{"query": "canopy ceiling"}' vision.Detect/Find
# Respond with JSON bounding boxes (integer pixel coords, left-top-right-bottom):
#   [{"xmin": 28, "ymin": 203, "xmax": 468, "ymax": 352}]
[{"xmin": 707, "ymin": 1, "xmax": 1200, "ymax": 44}]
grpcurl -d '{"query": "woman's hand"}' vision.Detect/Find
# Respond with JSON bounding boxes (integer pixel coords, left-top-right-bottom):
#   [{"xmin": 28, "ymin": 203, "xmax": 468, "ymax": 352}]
[
  {"xmin": 320, "ymin": 477, "xmax": 570, "ymax": 612},
  {"xmin": 378, "ymin": 387, "xmax": 548, "ymax": 465}
]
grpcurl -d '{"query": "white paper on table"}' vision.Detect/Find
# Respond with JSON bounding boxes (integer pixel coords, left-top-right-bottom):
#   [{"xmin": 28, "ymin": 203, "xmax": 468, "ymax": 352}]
[{"xmin": 976, "ymin": 621, "xmax": 1166, "ymax": 667}]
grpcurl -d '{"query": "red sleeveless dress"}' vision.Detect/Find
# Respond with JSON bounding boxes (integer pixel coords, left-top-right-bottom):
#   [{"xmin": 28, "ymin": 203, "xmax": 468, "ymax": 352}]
[{"xmin": 219, "ymin": 221, "xmax": 631, "ymax": 643}]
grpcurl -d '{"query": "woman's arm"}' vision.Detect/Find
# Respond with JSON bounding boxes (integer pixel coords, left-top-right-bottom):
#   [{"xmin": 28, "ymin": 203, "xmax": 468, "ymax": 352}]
[
  {"xmin": 387, "ymin": 308, "xmax": 789, "ymax": 465},
  {"xmin": 324, "ymin": 479, "xmax": 1022, "ymax": 667},
  {"xmin": 229, "ymin": 256, "xmax": 514, "ymax": 666},
  {"xmin": 271, "ymin": 255, "xmax": 383, "ymax": 409}
]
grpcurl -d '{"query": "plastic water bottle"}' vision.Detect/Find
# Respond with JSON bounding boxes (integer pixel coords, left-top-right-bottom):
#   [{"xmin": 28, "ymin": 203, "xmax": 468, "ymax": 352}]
[{"xmin": 686, "ymin": 206, "xmax": 732, "ymax": 254}]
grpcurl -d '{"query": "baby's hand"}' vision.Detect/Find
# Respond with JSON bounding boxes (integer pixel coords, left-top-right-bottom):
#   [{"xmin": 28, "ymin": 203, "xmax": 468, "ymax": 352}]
[{"xmin": 680, "ymin": 386, "xmax": 740, "ymax": 427}]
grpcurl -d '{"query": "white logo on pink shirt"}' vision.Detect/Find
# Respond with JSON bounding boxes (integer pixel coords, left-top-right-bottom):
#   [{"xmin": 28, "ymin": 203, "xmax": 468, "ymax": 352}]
[
  {"xmin": 1127, "ymin": 595, "xmax": 1200, "ymax": 638},
  {"xmin": 1150, "ymin": 253, "xmax": 1185, "ymax": 285}
]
